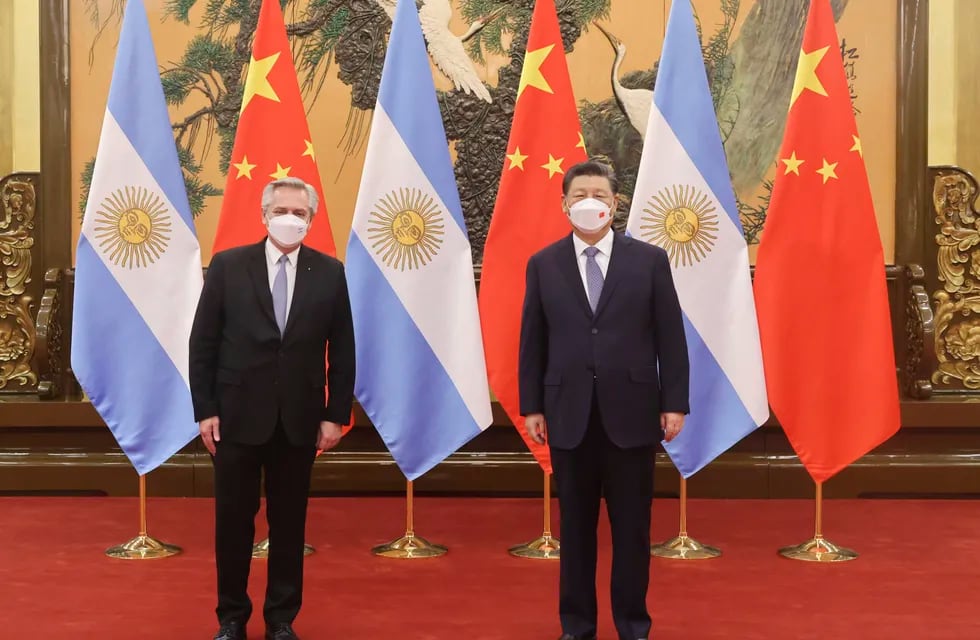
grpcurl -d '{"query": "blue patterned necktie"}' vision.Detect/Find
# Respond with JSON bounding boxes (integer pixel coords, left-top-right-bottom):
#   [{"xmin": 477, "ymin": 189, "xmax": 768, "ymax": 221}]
[
  {"xmin": 584, "ymin": 246, "xmax": 604, "ymax": 312},
  {"xmin": 272, "ymin": 254, "xmax": 288, "ymax": 333}
]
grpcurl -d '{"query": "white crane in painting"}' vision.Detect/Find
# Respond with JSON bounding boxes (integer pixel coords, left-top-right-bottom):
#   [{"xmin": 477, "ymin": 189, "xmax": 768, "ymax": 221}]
[
  {"xmin": 594, "ymin": 22, "xmax": 652, "ymax": 139},
  {"xmin": 376, "ymin": 0, "xmax": 497, "ymax": 103}
]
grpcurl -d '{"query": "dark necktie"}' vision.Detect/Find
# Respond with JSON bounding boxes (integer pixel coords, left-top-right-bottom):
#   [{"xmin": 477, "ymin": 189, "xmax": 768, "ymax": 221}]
[
  {"xmin": 272, "ymin": 254, "xmax": 288, "ymax": 333},
  {"xmin": 584, "ymin": 246, "xmax": 604, "ymax": 312}
]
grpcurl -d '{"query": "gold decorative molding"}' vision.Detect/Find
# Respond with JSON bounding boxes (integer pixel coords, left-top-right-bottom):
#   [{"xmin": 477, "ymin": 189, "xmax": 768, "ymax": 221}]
[
  {"xmin": 901, "ymin": 264, "xmax": 935, "ymax": 399},
  {"xmin": 0, "ymin": 174, "xmax": 38, "ymax": 391},
  {"xmin": 1, "ymin": 175, "xmax": 35, "ymax": 296},
  {"xmin": 0, "ymin": 294, "xmax": 37, "ymax": 390},
  {"xmin": 35, "ymin": 268, "xmax": 63, "ymax": 398},
  {"xmin": 930, "ymin": 167, "xmax": 980, "ymax": 391}
]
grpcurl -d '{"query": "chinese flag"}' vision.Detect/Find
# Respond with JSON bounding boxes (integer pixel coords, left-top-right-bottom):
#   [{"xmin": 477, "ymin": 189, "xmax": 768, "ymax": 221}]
[
  {"xmin": 753, "ymin": 0, "xmax": 899, "ymax": 483},
  {"xmin": 478, "ymin": 0, "xmax": 587, "ymax": 473},
  {"xmin": 213, "ymin": 0, "xmax": 336, "ymax": 256},
  {"xmin": 215, "ymin": 0, "xmax": 348, "ymax": 435}
]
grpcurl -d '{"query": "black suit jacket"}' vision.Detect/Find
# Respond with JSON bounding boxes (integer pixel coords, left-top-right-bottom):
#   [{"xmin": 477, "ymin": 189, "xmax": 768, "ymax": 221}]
[
  {"xmin": 189, "ymin": 240, "xmax": 355, "ymax": 447},
  {"xmin": 519, "ymin": 232, "xmax": 689, "ymax": 450}
]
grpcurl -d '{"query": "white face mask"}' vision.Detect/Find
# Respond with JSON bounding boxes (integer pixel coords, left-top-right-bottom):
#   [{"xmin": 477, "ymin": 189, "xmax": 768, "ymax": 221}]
[
  {"xmin": 266, "ymin": 214, "xmax": 309, "ymax": 247},
  {"xmin": 567, "ymin": 197, "xmax": 612, "ymax": 233}
]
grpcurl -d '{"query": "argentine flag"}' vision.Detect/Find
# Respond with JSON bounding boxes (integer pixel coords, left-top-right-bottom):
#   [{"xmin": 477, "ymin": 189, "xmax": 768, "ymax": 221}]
[
  {"xmin": 346, "ymin": 0, "xmax": 492, "ymax": 480},
  {"xmin": 626, "ymin": 0, "xmax": 768, "ymax": 477},
  {"xmin": 72, "ymin": 0, "xmax": 203, "ymax": 476}
]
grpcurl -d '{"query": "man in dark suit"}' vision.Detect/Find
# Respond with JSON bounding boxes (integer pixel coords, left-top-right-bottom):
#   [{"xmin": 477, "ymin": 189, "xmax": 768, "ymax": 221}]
[
  {"xmin": 190, "ymin": 177, "xmax": 355, "ymax": 640},
  {"xmin": 520, "ymin": 160, "xmax": 690, "ymax": 640}
]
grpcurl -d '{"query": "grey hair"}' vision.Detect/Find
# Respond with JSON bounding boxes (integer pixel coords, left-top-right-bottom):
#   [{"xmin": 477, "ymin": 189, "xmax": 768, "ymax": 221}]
[{"xmin": 260, "ymin": 178, "xmax": 319, "ymax": 217}]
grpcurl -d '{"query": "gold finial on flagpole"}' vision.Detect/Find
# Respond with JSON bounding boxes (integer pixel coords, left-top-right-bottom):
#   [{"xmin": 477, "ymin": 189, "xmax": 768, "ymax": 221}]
[
  {"xmin": 372, "ymin": 479, "xmax": 447, "ymax": 558},
  {"xmin": 105, "ymin": 474, "xmax": 182, "ymax": 559},
  {"xmin": 652, "ymin": 474, "xmax": 721, "ymax": 559},
  {"xmin": 778, "ymin": 481, "xmax": 857, "ymax": 562},
  {"xmin": 509, "ymin": 471, "xmax": 560, "ymax": 559}
]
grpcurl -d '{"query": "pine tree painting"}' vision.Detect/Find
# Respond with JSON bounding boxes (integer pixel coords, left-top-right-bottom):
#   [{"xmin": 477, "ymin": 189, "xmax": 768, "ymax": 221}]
[{"xmin": 78, "ymin": 0, "xmax": 852, "ymax": 255}]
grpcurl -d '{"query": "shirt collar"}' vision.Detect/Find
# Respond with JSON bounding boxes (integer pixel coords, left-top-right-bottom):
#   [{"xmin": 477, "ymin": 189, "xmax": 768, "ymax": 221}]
[
  {"xmin": 572, "ymin": 229, "xmax": 615, "ymax": 257},
  {"xmin": 265, "ymin": 237, "xmax": 300, "ymax": 267}
]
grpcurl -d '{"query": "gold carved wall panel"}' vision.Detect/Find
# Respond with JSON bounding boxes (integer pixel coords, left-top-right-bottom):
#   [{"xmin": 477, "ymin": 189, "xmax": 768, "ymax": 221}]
[
  {"xmin": 0, "ymin": 173, "xmax": 39, "ymax": 391},
  {"xmin": 931, "ymin": 167, "xmax": 980, "ymax": 391}
]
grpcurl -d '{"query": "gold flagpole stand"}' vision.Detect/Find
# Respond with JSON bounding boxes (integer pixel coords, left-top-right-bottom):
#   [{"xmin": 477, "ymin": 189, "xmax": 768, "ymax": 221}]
[
  {"xmin": 252, "ymin": 539, "xmax": 315, "ymax": 559},
  {"xmin": 779, "ymin": 481, "xmax": 857, "ymax": 562},
  {"xmin": 509, "ymin": 471, "xmax": 560, "ymax": 559},
  {"xmin": 106, "ymin": 474, "xmax": 181, "ymax": 559},
  {"xmin": 372, "ymin": 480, "xmax": 447, "ymax": 558},
  {"xmin": 651, "ymin": 474, "xmax": 720, "ymax": 559}
]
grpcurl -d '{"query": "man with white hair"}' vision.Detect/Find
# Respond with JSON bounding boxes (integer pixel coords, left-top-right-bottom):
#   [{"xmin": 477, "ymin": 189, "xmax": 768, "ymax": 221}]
[{"xmin": 190, "ymin": 177, "xmax": 355, "ymax": 640}]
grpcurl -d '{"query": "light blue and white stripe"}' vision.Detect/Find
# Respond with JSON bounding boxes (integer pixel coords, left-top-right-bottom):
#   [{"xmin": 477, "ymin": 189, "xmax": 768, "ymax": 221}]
[
  {"xmin": 72, "ymin": 0, "xmax": 202, "ymax": 475},
  {"xmin": 346, "ymin": 0, "xmax": 492, "ymax": 480},
  {"xmin": 626, "ymin": 0, "xmax": 768, "ymax": 477}
]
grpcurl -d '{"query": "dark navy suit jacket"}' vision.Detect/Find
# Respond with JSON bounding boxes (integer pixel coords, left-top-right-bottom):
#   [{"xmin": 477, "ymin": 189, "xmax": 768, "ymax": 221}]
[
  {"xmin": 519, "ymin": 232, "xmax": 690, "ymax": 450},
  {"xmin": 189, "ymin": 240, "xmax": 355, "ymax": 447}
]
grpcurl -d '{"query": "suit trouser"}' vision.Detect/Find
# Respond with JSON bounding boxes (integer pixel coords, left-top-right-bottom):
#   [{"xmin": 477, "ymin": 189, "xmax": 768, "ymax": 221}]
[
  {"xmin": 550, "ymin": 397, "xmax": 655, "ymax": 640},
  {"xmin": 212, "ymin": 422, "xmax": 317, "ymax": 626}
]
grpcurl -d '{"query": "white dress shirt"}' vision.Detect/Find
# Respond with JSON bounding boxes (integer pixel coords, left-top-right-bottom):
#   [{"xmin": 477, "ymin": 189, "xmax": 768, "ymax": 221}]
[
  {"xmin": 572, "ymin": 229, "xmax": 614, "ymax": 295},
  {"xmin": 265, "ymin": 238, "xmax": 300, "ymax": 321}
]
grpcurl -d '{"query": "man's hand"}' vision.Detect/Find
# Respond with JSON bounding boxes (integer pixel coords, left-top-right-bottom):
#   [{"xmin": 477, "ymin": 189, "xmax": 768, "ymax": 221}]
[
  {"xmin": 525, "ymin": 413, "xmax": 547, "ymax": 445},
  {"xmin": 317, "ymin": 421, "xmax": 343, "ymax": 451},
  {"xmin": 661, "ymin": 412, "xmax": 685, "ymax": 442},
  {"xmin": 200, "ymin": 416, "xmax": 220, "ymax": 455}
]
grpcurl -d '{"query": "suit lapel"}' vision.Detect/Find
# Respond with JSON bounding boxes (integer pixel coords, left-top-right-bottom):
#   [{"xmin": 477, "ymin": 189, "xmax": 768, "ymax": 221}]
[
  {"xmin": 247, "ymin": 240, "xmax": 278, "ymax": 330},
  {"xmin": 593, "ymin": 232, "xmax": 627, "ymax": 320},
  {"xmin": 557, "ymin": 234, "xmax": 594, "ymax": 318},
  {"xmin": 282, "ymin": 245, "xmax": 313, "ymax": 338}
]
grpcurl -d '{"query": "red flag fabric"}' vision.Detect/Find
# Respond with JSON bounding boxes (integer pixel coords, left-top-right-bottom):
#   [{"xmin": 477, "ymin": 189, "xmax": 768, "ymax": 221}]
[
  {"xmin": 753, "ymin": 0, "xmax": 899, "ymax": 483},
  {"xmin": 478, "ymin": 0, "xmax": 588, "ymax": 473},
  {"xmin": 214, "ymin": 0, "xmax": 349, "ymax": 436},
  {"xmin": 212, "ymin": 0, "xmax": 336, "ymax": 256}
]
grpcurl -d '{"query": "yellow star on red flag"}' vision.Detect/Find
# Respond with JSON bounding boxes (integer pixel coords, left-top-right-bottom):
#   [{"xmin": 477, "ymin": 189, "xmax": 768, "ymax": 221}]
[
  {"xmin": 302, "ymin": 139, "xmax": 316, "ymax": 162},
  {"xmin": 541, "ymin": 154, "xmax": 565, "ymax": 178},
  {"xmin": 790, "ymin": 46, "xmax": 829, "ymax": 106},
  {"xmin": 506, "ymin": 147, "xmax": 528, "ymax": 170},
  {"xmin": 849, "ymin": 135, "xmax": 863, "ymax": 158},
  {"xmin": 816, "ymin": 158, "xmax": 838, "ymax": 184},
  {"xmin": 781, "ymin": 151, "xmax": 804, "ymax": 176},
  {"xmin": 518, "ymin": 45, "xmax": 555, "ymax": 99},
  {"xmin": 269, "ymin": 163, "xmax": 291, "ymax": 180},
  {"xmin": 232, "ymin": 155, "xmax": 257, "ymax": 180},
  {"xmin": 241, "ymin": 52, "xmax": 281, "ymax": 113}
]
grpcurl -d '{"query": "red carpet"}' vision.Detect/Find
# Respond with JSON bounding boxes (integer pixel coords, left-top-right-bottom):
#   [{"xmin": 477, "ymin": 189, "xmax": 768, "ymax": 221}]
[{"xmin": 1, "ymin": 497, "xmax": 977, "ymax": 639}]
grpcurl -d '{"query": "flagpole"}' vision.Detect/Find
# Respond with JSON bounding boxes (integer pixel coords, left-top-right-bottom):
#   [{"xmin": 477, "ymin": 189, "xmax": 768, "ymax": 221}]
[
  {"xmin": 372, "ymin": 479, "xmax": 447, "ymax": 558},
  {"xmin": 508, "ymin": 470, "xmax": 560, "ymax": 559},
  {"xmin": 105, "ymin": 474, "xmax": 181, "ymax": 559},
  {"xmin": 778, "ymin": 480, "xmax": 857, "ymax": 562},
  {"xmin": 252, "ymin": 464, "xmax": 316, "ymax": 557},
  {"xmin": 651, "ymin": 472, "xmax": 720, "ymax": 559},
  {"xmin": 252, "ymin": 539, "xmax": 315, "ymax": 558}
]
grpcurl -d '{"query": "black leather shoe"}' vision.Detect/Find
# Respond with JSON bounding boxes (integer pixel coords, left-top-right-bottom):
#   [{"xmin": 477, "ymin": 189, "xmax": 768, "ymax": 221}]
[
  {"xmin": 265, "ymin": 623, "xmax": 299, "ymax": 640},
  {"xmin": 214, "ymin": 622, "xmax": 246, "ymax": 640},
  {"xmin": 558, "ymin": 635, "xmax": 596, "ymax": 640}
]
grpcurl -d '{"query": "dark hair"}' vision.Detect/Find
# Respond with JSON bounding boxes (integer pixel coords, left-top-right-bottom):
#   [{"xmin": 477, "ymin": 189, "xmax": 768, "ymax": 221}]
[{"xmin": 562, "ymin": 159, "xmax": 619, "ymax": 195}]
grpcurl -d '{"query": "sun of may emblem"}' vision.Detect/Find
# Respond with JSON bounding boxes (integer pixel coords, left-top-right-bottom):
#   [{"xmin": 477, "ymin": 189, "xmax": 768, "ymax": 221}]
[
  {"xmin": 368, "ymin": 188, "xmax": 445, "ymax": 271},
  {"xmin": 640, "ymin": 184, "xmax": 719, "ymax": 267},
  {"xmin": 93, "ymin": 186, "xmax": 172, "ymax": 268}
]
